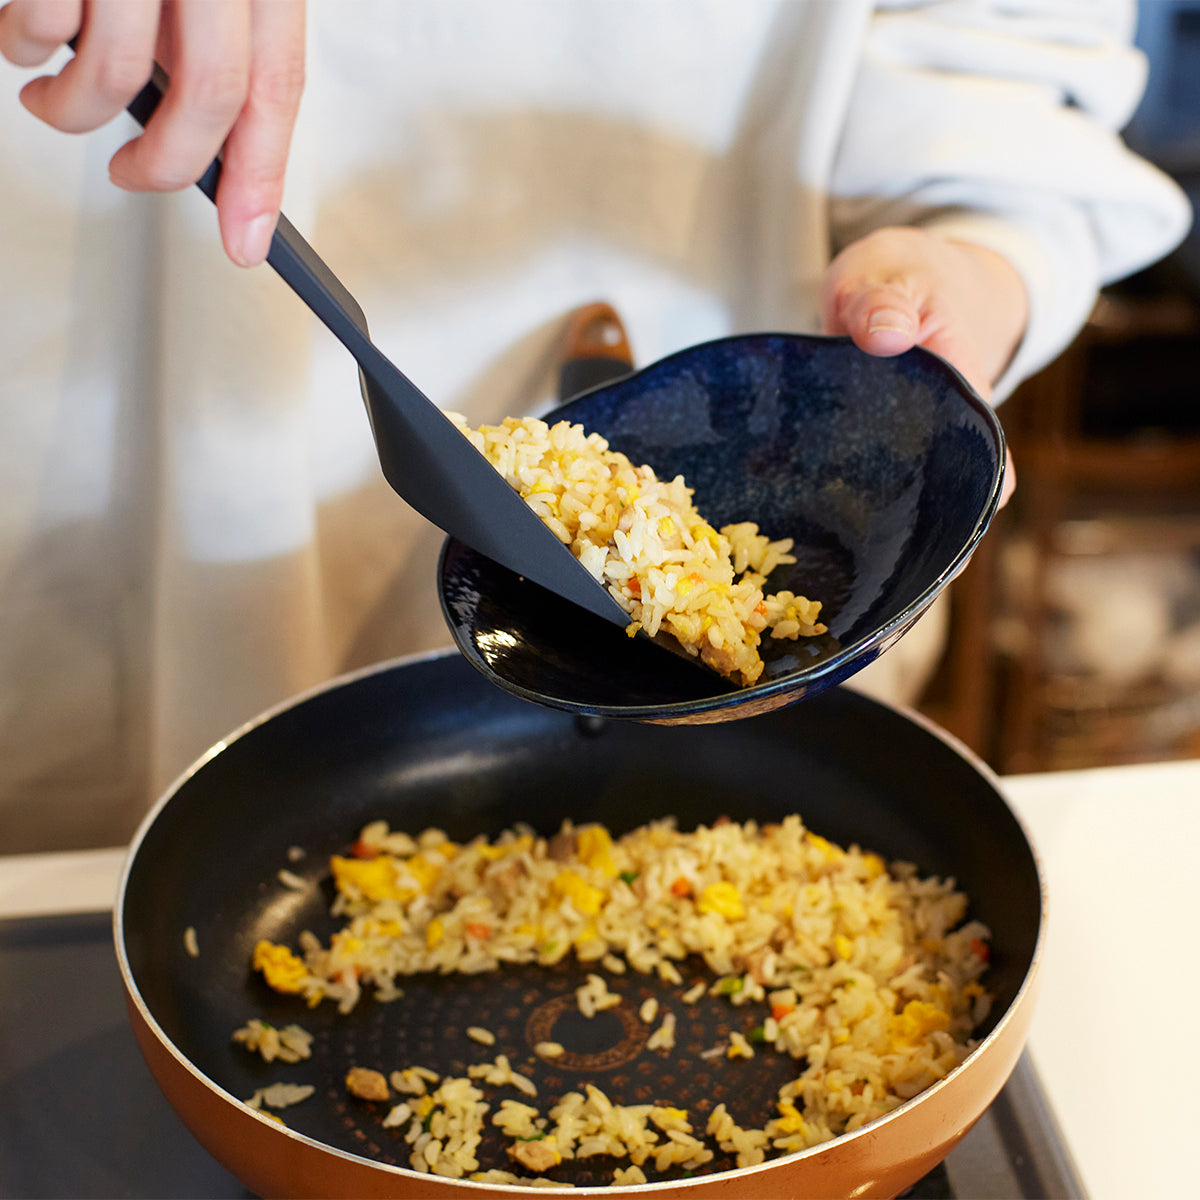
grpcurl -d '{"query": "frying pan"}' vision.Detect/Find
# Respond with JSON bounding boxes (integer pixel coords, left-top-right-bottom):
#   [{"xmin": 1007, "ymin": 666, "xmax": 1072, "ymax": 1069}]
[{"xmin": 115, "ymin": 649, "xmax": 1043, "ymax": 1198}]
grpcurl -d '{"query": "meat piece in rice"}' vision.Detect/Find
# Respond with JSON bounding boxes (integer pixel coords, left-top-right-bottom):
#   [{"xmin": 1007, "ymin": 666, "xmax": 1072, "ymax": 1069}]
[{"xmin": 345, "ymin": 1067, "xmax": 390, "ymax": 1102}]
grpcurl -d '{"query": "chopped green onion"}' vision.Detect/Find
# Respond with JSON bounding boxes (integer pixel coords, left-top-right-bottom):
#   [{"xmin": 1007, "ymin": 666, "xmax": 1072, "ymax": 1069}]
[{"xmin": 619, "ymin": 871, "xmax": 639, "ymax": 885}]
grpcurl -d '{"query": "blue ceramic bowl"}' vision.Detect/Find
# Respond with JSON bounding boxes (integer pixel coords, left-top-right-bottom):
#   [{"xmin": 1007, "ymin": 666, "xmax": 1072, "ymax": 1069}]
[{"xmin": 438, "ymin": 333, "xmax": 1005, "ymax": 723}]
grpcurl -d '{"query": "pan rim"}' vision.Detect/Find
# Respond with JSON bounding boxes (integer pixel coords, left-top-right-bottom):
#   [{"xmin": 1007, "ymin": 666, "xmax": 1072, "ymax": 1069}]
[{"xmin": 113, "ymin": 647, "xmax": 1046, "ymax": 1194}]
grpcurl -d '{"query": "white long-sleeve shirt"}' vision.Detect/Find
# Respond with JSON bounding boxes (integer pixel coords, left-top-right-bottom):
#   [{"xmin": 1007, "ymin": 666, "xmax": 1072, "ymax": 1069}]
[{"xmin": 0, "ymin": 0, "xmax": 1189, "ymax": 850}]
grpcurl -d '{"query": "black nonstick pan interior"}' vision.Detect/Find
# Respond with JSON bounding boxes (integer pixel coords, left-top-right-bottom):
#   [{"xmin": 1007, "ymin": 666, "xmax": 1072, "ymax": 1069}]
[{"xmin": 119, "ymin": 650, "xmax": 1040, "ymax": 1188}]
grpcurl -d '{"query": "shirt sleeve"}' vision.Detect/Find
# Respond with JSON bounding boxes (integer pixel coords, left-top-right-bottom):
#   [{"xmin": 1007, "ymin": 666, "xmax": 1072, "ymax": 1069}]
[{"xmin": 828, "ymin": 0, "xmax": 1193, "ymax": 400}]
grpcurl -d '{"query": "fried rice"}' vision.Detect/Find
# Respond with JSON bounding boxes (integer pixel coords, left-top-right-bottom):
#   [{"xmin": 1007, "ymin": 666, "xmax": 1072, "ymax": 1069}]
[
  {"xmin": 243, "ymin": 815, "xmax": 992, "ymax": 1185},
  {"xmin": 450, "ymin": 414, "xmax": 826, "ymax": 686}
]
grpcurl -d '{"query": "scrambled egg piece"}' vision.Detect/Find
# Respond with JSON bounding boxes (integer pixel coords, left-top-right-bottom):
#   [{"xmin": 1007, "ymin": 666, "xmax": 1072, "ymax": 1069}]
[
  {"xmin": 697, "ymin": 881, "xmax": 744, "ymax": 920},
  {"xmin": 652, "ymin": 1106, "xmax": 689, "ymax": 1126},
  {"xmin": 890, "ymin": 1000, "xmax": 951, "ymax": 1047},
  {"xmin": 551, "ymin": 870, "xmax": 604, "ymax": 916},
  {"xmin": 361, "ymin": 918, "xmax": 404, "ymax": 938},
  {"xmin": 576, "ymin": 826, "xmax": 618, "ymax": 877},
  {"xmin": 772, "ymin": 1101, "xmax": 807, "ymax": 1135},
  {"xmin": 252, "ymin": 940, "xmax": 307, "ymax": 994},
  {"xmin": 863, "ymin": 852, "xmax": 887, "ymax": 879},
  {"xmin": 477, "ymin": 834, "xmax": 533, "ymax": 861},
  {"xmin": 401, "ymin": 853, "xmax": 442, "ymax": 892},
  {"xmin": 806, "ymin": 834, "xmax": 844, "ymax": 863},
  {"xmin": 330, "ymin": 851, "xmax": 443, "ymax": 903},
  {"xmin": 330, "ymin": 854, "xmax": 399, "ymax": 902}
]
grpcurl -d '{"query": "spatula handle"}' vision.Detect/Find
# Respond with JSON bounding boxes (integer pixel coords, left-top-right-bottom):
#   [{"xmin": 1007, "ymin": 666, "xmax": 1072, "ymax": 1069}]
[{"xmin": 72, "ymin": 44, "xmax": 406, "ymax": 383}]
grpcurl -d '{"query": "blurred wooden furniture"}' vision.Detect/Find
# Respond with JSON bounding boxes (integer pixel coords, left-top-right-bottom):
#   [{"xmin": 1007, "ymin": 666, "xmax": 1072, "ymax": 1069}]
[
  {"xmin": 934, "ymin": 280, "xmax": 1200, "ymax": 772},
  {"xmin": 916, "ymin": 527, "xmax": 1003, "ymax": 759}
]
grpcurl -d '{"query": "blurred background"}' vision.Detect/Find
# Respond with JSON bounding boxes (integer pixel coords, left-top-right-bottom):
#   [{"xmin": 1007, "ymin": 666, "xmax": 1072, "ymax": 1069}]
[{"xmin": 916, "ymin": 0, "xmax": 1200, "ymax": 774}]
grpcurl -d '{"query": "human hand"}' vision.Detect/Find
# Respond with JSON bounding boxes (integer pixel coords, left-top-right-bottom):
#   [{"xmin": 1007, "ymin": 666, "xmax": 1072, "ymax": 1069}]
[
  {"xmin": 0, "ymin": 0, "xmax": 306, "ymax": 267},
  {"xmin": 820, "ymin": 226, "xmax": 1027, "ymax": 503}
]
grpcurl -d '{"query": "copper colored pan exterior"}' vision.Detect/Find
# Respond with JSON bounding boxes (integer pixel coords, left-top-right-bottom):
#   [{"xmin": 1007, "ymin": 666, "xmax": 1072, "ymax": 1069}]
[
  {"xmin": 121, "ymin": 967, "xmax": 1039, "ymax": 1199},
  {"xmin": 116, "ymin": 650, "xmax": 1045, "ymax": 1199}
]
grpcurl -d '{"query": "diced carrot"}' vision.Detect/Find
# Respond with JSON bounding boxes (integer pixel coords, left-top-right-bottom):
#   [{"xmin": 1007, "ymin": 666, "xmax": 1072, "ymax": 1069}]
[
  {"xmin": 754, "ymin": 601, "xmax": 768, "ymax": 615},
  {"xmin": 627, "ymin": 578, "xmax": 641, "ymax": 596},
  {"xmin": 771, "ymin": 1002, "xmax": 795, "ymax": 1022},
  {"xmin": 465, "ymin": 922, "xmax": 492, "ymax": 941},
  {"xmin": 970, "ymin": 937, "xmax": 990, "ymax": 962},
  {"xmin": 670, "ymin": 876, "xmax": 692, "ymax": 897},
  {"xmin": 350, "ymin": 839, "xmax": 378, "ymax": 860}
]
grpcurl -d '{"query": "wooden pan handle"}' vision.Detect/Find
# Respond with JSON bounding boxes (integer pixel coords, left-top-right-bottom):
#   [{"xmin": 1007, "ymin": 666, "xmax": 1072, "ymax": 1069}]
[{"xmin": 557, "ymin": 302, "xmax": 635, "ymax": 401}]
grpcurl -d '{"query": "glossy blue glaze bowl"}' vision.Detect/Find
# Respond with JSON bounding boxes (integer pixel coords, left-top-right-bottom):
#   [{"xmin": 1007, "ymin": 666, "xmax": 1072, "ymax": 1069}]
[{"xmin": 438, "ymin": 333, "xmax": 1005, "ymax": 724}]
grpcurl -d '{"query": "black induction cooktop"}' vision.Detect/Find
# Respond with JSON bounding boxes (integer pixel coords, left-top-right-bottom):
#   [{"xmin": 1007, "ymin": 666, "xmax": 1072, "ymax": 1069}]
[{"xmin": 0, "ymin": 911, "xmax": 1084, "ymax": 1199}]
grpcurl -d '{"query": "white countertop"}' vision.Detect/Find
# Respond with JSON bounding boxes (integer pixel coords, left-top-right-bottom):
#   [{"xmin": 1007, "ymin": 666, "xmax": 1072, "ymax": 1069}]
[
  {"xmin": 1000, "ymin": 759, "xmax": 1199, "ymax": 1200},
  {"xmin": 3, "ymin": 757, "xmax": 1197, "ymax": 1200}
]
